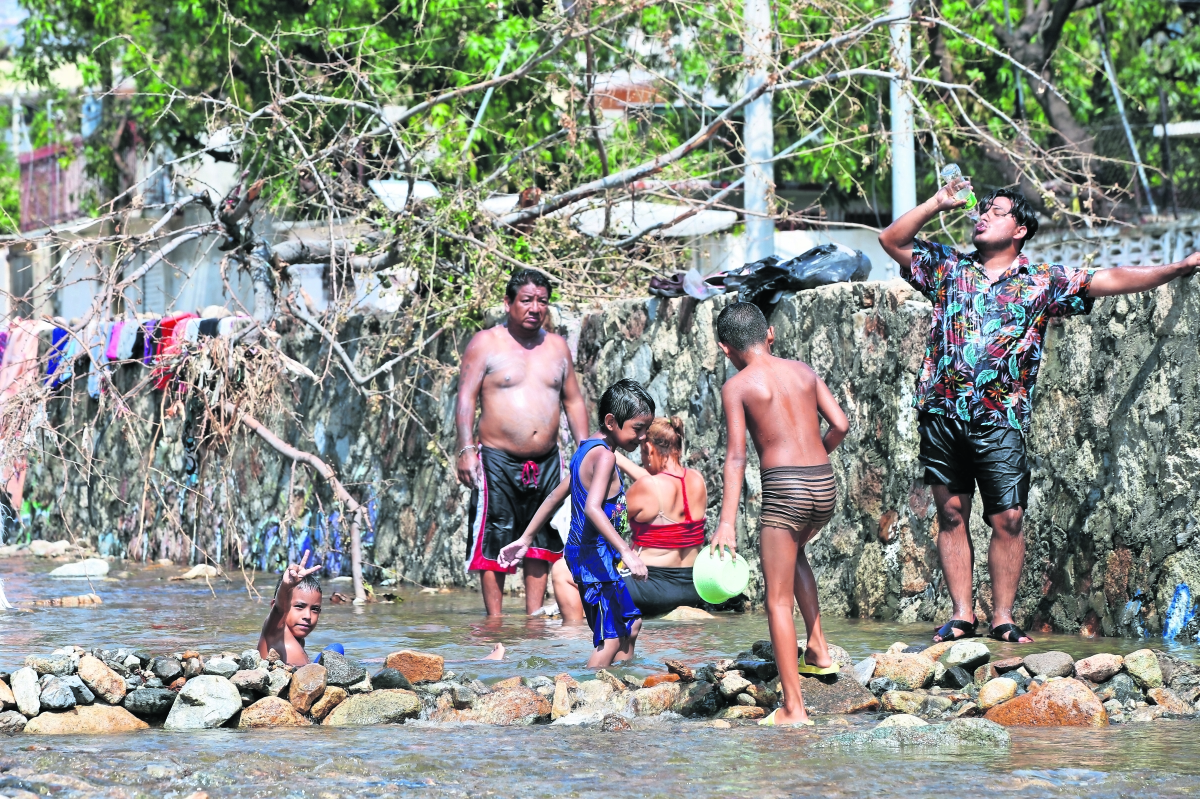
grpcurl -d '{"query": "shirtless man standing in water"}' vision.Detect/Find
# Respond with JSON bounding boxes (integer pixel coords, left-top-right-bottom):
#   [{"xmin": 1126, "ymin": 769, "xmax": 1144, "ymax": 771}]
[{"xmin": 456, "ymin": 270, "xmax": 590, "ymax": 616}]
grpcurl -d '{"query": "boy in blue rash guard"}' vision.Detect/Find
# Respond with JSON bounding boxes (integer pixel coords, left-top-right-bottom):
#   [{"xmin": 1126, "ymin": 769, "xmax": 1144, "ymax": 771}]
[{"xmin": 501, "ymin": 379, "xmax": 654, "ymax": 668}]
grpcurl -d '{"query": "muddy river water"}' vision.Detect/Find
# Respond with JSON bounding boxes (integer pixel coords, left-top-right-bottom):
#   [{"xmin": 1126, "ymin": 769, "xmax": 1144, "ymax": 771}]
[{"xmin": 2, "ymin": 557, "xmax": 1199, "ymax": 798}]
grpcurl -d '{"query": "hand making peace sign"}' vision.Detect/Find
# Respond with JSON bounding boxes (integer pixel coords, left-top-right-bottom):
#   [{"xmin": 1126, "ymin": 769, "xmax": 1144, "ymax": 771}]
[{"xmin": 281, "ymin": 550, "xmax": 322, "ymax": 588}]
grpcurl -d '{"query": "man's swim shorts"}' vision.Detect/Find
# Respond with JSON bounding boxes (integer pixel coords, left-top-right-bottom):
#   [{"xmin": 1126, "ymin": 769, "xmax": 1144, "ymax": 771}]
[
  {"xmin": 467, "ymin": 445, "xmax": 564, "ymax": 573},
  {"xmin": 917, "ymin": 412, "xmax": 1029, "ymax": 519}
]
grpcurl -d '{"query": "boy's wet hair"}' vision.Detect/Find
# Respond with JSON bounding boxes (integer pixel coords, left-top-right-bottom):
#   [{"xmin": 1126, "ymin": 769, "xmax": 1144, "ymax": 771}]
[
  {"xmin": 598, "ymin": 378, "xmax": 656, "ymax": 427},
  {"xmin": 505, "ymin": 268, "xmax": 553, "ymax": 301},
  {"xmin": 274, "ymin": 572, "xmax": 323, "ymax": 599},
  {"xmin": 978, "ymin": 189, "xmax": 1039, "ymax": 250},
  {"xmin": 717, "ymin": 302, "xmax": 769, "ymax": 352}
]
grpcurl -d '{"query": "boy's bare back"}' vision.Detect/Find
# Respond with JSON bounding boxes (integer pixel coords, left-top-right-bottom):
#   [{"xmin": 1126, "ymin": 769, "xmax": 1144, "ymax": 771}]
[{"xmin": 723, "ymin": 354, "xmax": 840, "ymax": 470}]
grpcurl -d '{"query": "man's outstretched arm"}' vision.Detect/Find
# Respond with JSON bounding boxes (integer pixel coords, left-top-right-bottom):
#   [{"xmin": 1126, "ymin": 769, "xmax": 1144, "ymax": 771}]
[
  {"xmin": 1088, "ymin": 253, "xmax": 1200, "ymax": 297},
  {"xmin": 878, "ymin": 179, "xmax": 970, "ymax": 266}
]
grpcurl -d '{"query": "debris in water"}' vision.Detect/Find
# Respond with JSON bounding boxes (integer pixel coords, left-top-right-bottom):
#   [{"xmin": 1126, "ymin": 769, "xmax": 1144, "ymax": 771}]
[{"xmin": 1162, "ymin": 583, "xmax": 1197, "ymax": 643}]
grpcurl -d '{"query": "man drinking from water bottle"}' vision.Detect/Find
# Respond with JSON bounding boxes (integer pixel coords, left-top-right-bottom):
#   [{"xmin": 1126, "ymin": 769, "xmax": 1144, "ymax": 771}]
[{"xmin": 879, "ymin": 180, "xmax": 1199, "ymax": 644}]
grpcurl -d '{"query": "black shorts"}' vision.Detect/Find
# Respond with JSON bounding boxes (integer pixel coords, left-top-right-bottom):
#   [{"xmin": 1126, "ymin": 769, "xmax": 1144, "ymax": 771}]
[
  {"xmin": 623, "ymin": 566, "xmax": 703, "ymax": 617},
  {"xmin": 467, "ymin": 446, "xmax": 564, "ymax": 573},
  {"xmin": 918, "ymin": 412, "xmax": 1029, "ymax": 518}
]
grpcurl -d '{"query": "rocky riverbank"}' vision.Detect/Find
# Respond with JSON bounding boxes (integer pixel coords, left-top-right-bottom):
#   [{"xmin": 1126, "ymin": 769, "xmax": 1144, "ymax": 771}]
[{"xmin": 0, "ymin": 638, "xmax": 1195, "ymax": 736}]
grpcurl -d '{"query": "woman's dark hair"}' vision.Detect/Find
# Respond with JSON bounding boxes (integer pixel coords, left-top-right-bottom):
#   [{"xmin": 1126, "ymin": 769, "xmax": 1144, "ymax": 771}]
[
  {"xmin": 646, "ymin": 416, "xmax": 684, "ymax": 459},
  {"xmin": 716, "ymin": 301, "xmax": 769, "ymax": 352},
  {"xmin": 598, "ymin": 379, "xmax": 656, "ymax": 427},
  {"xmin": 979, "ymin": 189, "xmax": 1039, "ymax": 250},
  {"xmin": 505, "ymin": 269, "xmax": 553, "ymax": 301}
]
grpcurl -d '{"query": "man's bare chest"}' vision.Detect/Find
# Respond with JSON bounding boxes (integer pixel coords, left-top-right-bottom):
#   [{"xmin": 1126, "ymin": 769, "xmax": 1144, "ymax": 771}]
[{"xmin": 482, "ymin": 347, "xmax": 564, "ymax": 391}]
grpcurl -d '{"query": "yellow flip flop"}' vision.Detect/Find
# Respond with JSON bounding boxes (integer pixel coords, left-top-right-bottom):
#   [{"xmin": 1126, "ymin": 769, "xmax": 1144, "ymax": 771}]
[
  {"xmin": 796, "ymin": 662, "xmax": 840, "ymax": 677},
  {"xmin": 758, "ymin": 709, "xmax": 814, "ymax": 727}
]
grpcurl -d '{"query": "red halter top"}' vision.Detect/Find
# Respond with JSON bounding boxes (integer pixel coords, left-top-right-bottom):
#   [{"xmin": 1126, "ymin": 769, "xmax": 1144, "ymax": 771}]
[{"xmin": 629, "ymin": 472, "xmax": 706, "ymax": 549}]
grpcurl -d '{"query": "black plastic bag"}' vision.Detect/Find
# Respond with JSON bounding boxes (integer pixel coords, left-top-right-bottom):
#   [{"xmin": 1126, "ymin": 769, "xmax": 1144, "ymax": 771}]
[{"xmin": 722, "ymin": 243, "xmax": 871, "ymax": 315}]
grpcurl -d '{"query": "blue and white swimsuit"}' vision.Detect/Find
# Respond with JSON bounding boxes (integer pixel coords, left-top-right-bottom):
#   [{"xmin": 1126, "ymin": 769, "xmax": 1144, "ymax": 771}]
[{"xmin": 565, "ymin": 438, "xmax": 642, "ymax": 647}]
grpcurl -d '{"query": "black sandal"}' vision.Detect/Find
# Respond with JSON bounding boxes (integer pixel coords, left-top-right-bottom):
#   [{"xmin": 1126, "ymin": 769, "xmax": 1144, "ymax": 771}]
[
  {"xmin": 989, "ymin": 623, "xmax": 1031, "ymax": 643},
  {"xmin": 932, "ymin": 618, "xmax": 978, "ymax": 642}
]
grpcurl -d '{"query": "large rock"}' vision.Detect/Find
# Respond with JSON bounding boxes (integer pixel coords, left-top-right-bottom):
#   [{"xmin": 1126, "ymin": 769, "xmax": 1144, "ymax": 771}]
[
  {"xmin": 1171, "ymin": 674, "xmax": 1200, "ymax": 705},
  {"xmin": 231, "ymin": 669, "xmax": 270, "ymax": 693},
  {"xmin": 163, "ymin": 676, "xmax": 243, "ymax": 730},
  {"xmin": 25, "ymin": 654, "xmax": 74, "ymax": 677},
  {"xmin": 880, "ymin": 691, "xmax": 925, "ymax": 716},
  {"xmin": 60, "ymin": 676, "xmax": 95, "ymax": 705},
  {"xmin": 39, "ymin": 677, "xmax": 76, "ymax": 711},
  {"xmin": 322, "ymin": 689, "xmax": 422, "ymax": 726},
  {"xmin": 0, "ymin": 679, "xmax": 15, "ymax": 710},
  {"xmin": 151, "ymin": 657, "xmax": 183, "ymax": 682},
  {"xmin": 372, "ymin": 668, "xmax": 413, "ymax": 691},
  {"xmin": 48, "ymin": 558, "xmax": 109, "ymax": 578},
  {"xmin": 940, "ymin": 641, "xmax": 991, "ymax": 672},
  {"xmin": 983, "ymin": 678, "xmax": 1107, "ymax": 727},
  {"xmin": 821, "ymin": 718, "xmax": 1010, "ymax": 749},
  {"xmin": 1154, "ymin": 650, "xmax": 1200, "ymax": 687},
  {"xmin": 672, "ymin": 681, "xmax": 719, "ymax": 717},
  {"xmin": 1094, "ymin": 673, "xmax": 1141, "ymax": 704},
  {"xmin": 642, "ymin": 674, "xmax": 679, "ymax": 689},
  {"xmin": 384, "ymin": 651, "xmax": 444, "ymax": 684},
  {"xmin": 718, "ymin": 672, "xmax": 752, "ymax": 698},
  {"xmin": 660, "ymin": 606, "xmax": 715, "ymax": 621},
  {"xmin": 802, "ymin": 674, "xmax": 881, "ymax": 715},
  {"xmin": 465, "ymin": 687, "xmax": 552, "ymax": 725},
  {"xmin": 77, "ymin": 655, "xmax": 127, "ymax": 705},
  {"xmin": 124, "ymin": 688, "xmax": 177, "ymax": 717},
  {"xmin": 715, "ymin": 706, "xmax": 765, "ymax": 720},
  {"xmin": 876, "ymin": 713, "xmax": 929, "ymax": 729},
  {"xmin": 24, "ymin": 704, "xmax": 149, "ymax": 734},
  {"xmin": 852, "ymin": 658, "xmax": 876, "ymax": 686},
  {"xmin": 265, "ymin": 668, "xmax": 291, "ymax": 698},
  {"xmin": 320, "ymin": 652, "xmax": 367, "ymax": 688},
  {"xmin": 0, "ymin": 710, "xmax": 27, "ymax": 734},
  {"xmin": 1073, "ymin": 654, "xmax": 1123, "ymax": 683},
  {"xmin": 1022, "ymin": 651, "xmax": 1075, "ymax": 678},
  {"xmin": 978, "ymin": 678, "xmax": 1018, "ymax": 710},
  {"xmin": 309, "ymin": 686, "xmax": 347, "ymax": 721},
  {"xmin": 203, "ymin": 658, "xmax": 239, "ymax": 679},
  {"xmin": 920, "ymin": 640, "xmax": 958, "ymax": 663},
  {"xmin": 632, "ymin": 683, "xmax": 682, "ymax": 716},
  {"xmin": 872, "ymin": 654, "xmax": 934, "ymax": 691},
  {"xmin": 289, "ymin": 664, "xmax": 327, "ymax": 713},
  {"xmin": 551, "ymin": 681, "xmax": 572, "ymax": 719},
  {"xmin": 238, "ymin": 697, "xmax": 312, "ymax": 728},
  {"xmin": 1146, "ymin": 687, "xmax": 1194, "ymax": 715},
  {"xmin": 1123, "ymin": 650, "xmax": 1164, "ymax": 689}
]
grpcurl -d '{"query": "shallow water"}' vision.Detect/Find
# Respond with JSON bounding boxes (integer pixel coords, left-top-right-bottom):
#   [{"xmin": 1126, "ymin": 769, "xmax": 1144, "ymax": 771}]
[{"xmin": 3, "ymin": 556, "xmax": 1200, "ymax": 798}]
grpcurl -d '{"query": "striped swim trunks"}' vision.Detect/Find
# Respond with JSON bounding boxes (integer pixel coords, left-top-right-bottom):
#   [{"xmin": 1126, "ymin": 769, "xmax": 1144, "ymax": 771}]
[{"xmin": 759, "ymin": 464, "xmax": 837, "ymax": 534}]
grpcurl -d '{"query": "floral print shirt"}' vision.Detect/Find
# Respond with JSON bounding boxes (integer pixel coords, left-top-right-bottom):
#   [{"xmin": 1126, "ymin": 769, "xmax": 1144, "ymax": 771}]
[{"xmin": 903, "ymin": 239, "xmax": 1095, "ymax": 431}]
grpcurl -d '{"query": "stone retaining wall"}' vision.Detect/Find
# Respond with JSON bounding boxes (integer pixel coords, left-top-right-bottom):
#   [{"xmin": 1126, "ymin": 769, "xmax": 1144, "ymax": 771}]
[{"xmin": 17, "ymin": 273, "xmax": 1200, "ymax": 637}]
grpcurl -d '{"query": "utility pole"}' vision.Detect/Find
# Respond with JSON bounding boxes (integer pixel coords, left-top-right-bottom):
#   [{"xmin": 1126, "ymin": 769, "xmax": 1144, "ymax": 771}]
[
  {"xmin": 889, "ymin": 0, "xmax": 916, "ymax": 226},
  {"xmin": 744, "ymin": 0, "xmax": 774, "ymax": 262}
]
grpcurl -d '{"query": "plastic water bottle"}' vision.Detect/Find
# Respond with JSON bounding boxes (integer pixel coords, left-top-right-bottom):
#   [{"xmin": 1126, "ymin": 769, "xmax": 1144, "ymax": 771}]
[{"xmin": 939, "ymin": 164, "xmax": 979, "ymax": 220}]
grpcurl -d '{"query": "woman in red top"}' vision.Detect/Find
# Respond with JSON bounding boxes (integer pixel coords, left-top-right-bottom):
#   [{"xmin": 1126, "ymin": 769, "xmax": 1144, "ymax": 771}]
[{"xmin": 549, "ymin": 416, "xmax": 708, "ymax": 619}]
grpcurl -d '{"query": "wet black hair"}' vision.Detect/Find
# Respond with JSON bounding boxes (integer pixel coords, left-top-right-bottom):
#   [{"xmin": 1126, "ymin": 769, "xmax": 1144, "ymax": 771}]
[
  {"xmin": 716, "ymin": 301, "xmax": 769, "ymax": 352},
  {"xmin": 505, "ymin": 269, "xmax": 553, "ymax": 301},
  {"xmin": 978, "ymin": 189, "xmax": 1039, "ymax": 250},
  {"xmin": 274, "ymin": 572, "xmax": 323, "ymax": 599},
  {"xmin": 598, "ymin": 378, "xmax": 656, "ymax": 428}
]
